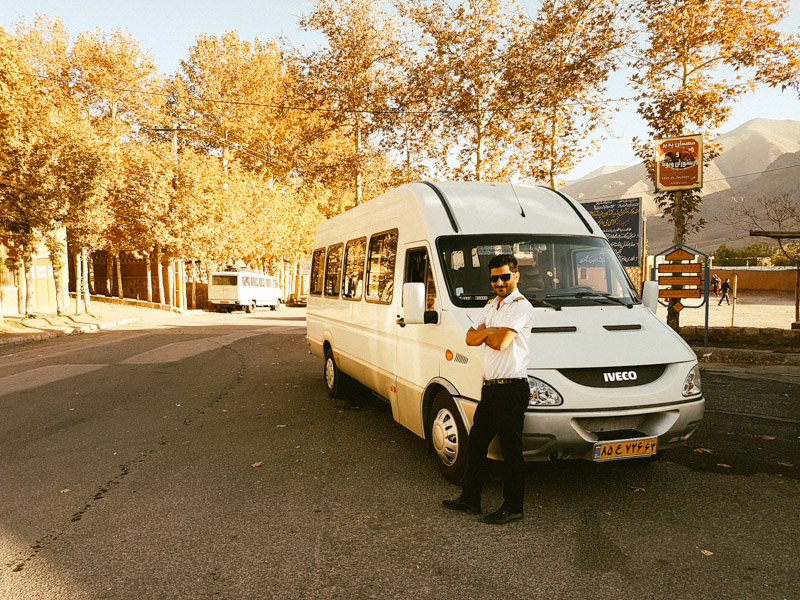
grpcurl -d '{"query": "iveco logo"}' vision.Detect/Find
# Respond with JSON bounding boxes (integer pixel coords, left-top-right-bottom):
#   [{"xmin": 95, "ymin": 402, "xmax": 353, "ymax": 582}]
[{"xmin": 603, "ymin": 370, "xmax": 637, "ymax": 382}]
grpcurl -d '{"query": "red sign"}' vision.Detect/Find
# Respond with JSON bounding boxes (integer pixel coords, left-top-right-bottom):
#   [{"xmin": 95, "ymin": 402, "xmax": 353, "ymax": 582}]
[{"xmin": 654, "ymin": 135, "xmax": 703, "ymax": 191}]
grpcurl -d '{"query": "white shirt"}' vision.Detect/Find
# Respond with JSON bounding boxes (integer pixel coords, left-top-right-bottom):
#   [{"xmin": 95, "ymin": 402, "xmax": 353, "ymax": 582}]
[{"xmin": 474, "ymin": 288, "xmax": 535, "ymax": 379}]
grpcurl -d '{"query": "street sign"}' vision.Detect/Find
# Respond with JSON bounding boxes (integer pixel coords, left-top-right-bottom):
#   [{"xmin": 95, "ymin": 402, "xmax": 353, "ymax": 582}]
[
  {"xmin": 652, "ymin": 243, "xmax": 711, "ymax": 347},
  {"xmin": 658, "ymin": 276, "xmax": 701, "ymax": 286},
  {"xmin": 658, "ymin": 289, "xmax": 702, "ymax": 299},
  {"xmin": 665, "ymin": 248, "xmax": 695, "ymax": 261},
  {"xmin": 654, "ymin": 135, "xmax": 703, "ymax": 191},
  {"xmin": 658, "ymin": 263, "xmax": 702, "ymax": 273}
]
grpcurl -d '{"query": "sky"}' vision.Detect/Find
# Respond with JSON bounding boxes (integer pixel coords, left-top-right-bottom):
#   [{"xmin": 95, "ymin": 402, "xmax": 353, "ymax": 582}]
[{"xmin": 1, "ymin": 0, "xmax": 798, "ymax": 179}]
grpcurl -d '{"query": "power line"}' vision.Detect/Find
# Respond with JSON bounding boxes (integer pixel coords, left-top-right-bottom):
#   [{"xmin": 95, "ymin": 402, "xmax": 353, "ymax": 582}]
[
  {"xmin": 9, "ymin": 68, "xmax": 632, "ymax": 116},
  {"xmin": 571, "ymin": 163, "xmax": 800, "ymax": 202}
]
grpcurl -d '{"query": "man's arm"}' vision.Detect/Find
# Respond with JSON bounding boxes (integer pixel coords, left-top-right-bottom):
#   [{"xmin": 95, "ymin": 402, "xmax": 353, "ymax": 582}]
[{"xmin": 466, "ymin": 324, "xmax": 519, "ymax": 351}]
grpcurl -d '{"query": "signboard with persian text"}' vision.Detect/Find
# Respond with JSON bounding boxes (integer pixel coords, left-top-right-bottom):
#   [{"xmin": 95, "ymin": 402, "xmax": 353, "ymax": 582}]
[{"xmin": 581, "ymin": 197, "xmax": 642, "ymax": 267}]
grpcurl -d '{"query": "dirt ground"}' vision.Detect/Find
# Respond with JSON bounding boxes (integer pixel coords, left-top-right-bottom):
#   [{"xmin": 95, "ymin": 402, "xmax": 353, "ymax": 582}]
[{"xmin": 656, "ymin": 291, "xmax": 798, "ymax": 329}]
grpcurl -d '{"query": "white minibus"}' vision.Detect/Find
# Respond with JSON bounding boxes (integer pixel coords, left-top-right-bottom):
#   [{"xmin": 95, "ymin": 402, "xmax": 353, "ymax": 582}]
[
  {"xmin": 306, "ymin": 182, "xmax": 704, "ymax": 482},
  {"xmin": 208, "ymin": 270, "xmax": 282, "ymax": 313}
]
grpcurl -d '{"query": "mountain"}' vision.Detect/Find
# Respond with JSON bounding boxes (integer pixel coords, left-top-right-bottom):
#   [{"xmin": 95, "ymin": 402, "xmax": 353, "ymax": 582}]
[{"xmin": 562, "ymin": 119, "xmax": 800, "ymax": 253}]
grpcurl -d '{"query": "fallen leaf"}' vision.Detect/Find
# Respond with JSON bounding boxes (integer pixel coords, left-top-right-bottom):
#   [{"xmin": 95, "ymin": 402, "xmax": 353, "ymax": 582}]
[
  {"xmin": 276, "ymin": 424, "xmax": 286, "ymax": 428},
  {"xmin": 759, "ymin": 435, "xmax": 777, "ymax": 440},
  {"xmin": 717, "ymin": 463, "xmax": 732, "ymax": 468},
  {"xmin": 60, "ymin": 489, "xmax": 70, "ymax": 494},
  {"xmin": 693, "ymin": 448, "xmax": 713, "ymax": 454},
  {"xmin": 700, "ymin": 549, "xmax": 714, "ymax": 557},
  {"xmin": 631, "ymin": 486, "xmax": 646, "ymax": 493},
  {"xmin": 251, "ymin": 461, "xmax": 263, "ymax": 468},
  {"xmin": 777, "ymin": 461, "xmax": 794, "ymax": 467}
]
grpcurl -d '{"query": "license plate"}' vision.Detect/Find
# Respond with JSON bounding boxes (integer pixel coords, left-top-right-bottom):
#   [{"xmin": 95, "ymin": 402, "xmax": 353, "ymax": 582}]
[{"xmin": 592, "ymin": 437, "xmax": 658, "ymax": 461}]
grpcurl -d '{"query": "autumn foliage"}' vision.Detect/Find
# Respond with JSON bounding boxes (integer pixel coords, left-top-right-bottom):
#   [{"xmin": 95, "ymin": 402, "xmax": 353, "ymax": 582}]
[{"xmin": 0, "ymin": 1, "xmax": 798, "ymax": 316}]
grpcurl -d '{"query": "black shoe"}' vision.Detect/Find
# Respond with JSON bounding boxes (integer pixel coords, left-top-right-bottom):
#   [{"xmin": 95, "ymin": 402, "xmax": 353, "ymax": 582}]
[
  {"xmin": 442, "ymin": 498, "xmax": 481, "ymax": 515},
  {"xmin": 483, "ymin": 507, "xmax": 523, "ymax": 524}
]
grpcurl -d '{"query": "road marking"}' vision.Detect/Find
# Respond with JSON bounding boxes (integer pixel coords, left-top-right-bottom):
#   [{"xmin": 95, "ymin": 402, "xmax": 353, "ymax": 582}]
[
  {"xmin": 120, "ymin": 332, "xmax": 261, "ymax": 364},
  {"xmin": 0, "ymin": 364, "xmax": 106, "ymax": 396}
]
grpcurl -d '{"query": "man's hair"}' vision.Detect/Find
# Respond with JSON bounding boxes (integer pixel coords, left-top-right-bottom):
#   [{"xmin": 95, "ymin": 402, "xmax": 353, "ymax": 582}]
[{"xmin": 488, "ymin": 254, "xmax": 518, "ymax": 272}]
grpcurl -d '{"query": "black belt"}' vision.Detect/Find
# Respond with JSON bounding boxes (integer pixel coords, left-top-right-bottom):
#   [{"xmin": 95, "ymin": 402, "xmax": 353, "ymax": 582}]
[{"xmin": 483, "ymin": 378, "xmax": 527, "ymax": 386}]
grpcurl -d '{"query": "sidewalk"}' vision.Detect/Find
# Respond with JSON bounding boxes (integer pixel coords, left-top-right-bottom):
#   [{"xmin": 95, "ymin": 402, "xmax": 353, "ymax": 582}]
[
  {"xmin": 1, "ymin": 293, "xmax": 798, "ymax": 364},
  {"xmin": 0, "ymin": 297, "xmax": 186, "ymax": 346}
]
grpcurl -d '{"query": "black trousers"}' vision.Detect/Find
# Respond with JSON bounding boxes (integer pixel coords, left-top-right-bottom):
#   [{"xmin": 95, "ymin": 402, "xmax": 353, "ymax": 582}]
[{"xmin": 460, "ymin": 380, "xmax": 529, "ymax": 513}]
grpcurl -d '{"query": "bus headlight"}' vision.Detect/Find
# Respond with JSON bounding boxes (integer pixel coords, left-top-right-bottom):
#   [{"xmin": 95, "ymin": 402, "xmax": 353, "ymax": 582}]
[
  {"xmin": 528, "ymin": 377, "xmax": 563, "ymax": 406},
  {"xmin": 682, "ymin": 364, "xmax": 702, "ymax": 397}
]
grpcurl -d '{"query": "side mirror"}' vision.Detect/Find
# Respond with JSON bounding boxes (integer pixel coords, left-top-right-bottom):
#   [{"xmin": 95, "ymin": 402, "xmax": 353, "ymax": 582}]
[
  {"xmin": 642, "ymin": 280, "xmax": 659, "ymax": 313},
  {"xmin": 402, "ymin": 282, "xmax": 426, "ymax": 324}
]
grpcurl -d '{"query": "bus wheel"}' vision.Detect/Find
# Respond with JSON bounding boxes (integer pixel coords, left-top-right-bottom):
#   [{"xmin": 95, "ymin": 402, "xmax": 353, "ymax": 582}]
[
  {"xmin": 429, "ymin": 390, "xmax": 468, "ymax": 484},
  {"xmin": 271, "ymin": 299, "xmax": 281, "ymax": 311},
  {"xmin": 324, "ymin": 347, "xmax": 345, "ymax": 398},
  {"xmin": 245, "ymin": 300, "xmax": 256, "ymax": 313}
]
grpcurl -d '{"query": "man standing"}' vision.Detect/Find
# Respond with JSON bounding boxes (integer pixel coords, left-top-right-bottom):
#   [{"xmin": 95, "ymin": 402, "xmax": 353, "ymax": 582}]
[
  {"xmin": 718, "ymin": 278, "xmax": 732, "ymax": 305},
  {"xmin": 443, "ymin": 254, "xmax": 534, "ymax": 525}
]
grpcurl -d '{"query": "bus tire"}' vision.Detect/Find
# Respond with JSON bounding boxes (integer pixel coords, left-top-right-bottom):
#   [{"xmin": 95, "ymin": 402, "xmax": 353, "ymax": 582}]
[
  {"xmin": 271, "ymin": 299, "xmax": 281, "ymax": 311},
  {"xmin": 429, "ymin": 390, "xmax": 468, "ymax": 484},
  {"xmin": 324, "ymin": 347, "xmax": 346, "ymax": 398},
  {"xmin": 245, "ymin": 300, "xmax": 256, "ymax": 313}
]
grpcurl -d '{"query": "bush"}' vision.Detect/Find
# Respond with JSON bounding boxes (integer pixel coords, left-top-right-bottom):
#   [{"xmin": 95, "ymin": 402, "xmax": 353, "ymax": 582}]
[{"xmin": 712, "ymin": 243, "xmax": 777, "ymax": 266}]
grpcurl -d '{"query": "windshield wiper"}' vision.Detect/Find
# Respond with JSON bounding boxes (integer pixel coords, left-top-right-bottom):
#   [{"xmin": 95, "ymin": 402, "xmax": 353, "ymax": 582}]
[
  {"xmin": 525, "ymin": 295, "xmax": 562, "ymax": 311},
  {"xmin": 546, "ymin": 291, "xmax": 633, "ymax": 308}
]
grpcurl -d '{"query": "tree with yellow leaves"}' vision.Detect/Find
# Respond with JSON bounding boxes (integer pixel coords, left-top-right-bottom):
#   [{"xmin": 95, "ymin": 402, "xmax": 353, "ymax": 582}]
[
  {"xmin": 504, "ymin": 0, "xmax": 627, "ymax": 188},
  {"xmin": 628, "ymin": 0, "xmax": 799, "ymax": 328},
  {"xmin": 301, "ymin": 0, "xmax": 406, "ymax": 204},
  {"xmin": 397, "ymin": 0, "xmax": 522, "ymax": 182}
]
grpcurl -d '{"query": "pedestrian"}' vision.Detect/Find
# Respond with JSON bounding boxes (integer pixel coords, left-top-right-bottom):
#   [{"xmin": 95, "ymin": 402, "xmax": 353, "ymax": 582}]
[
  {"xmin": 442, "ymin": 253, "xmax": 535, "ymax": 525},
  {"xmin": 718, "ymin": 278, "xmax": 732, "ymax": 305},
  {"xmin": 711, "ymin": 273, "xmax": 720, "ymax": 298}
]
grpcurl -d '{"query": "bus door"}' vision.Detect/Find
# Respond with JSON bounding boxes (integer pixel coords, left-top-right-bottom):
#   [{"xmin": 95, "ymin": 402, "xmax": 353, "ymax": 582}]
[{"xmin": 395, "ymin": 244, "xmax": 440, "ymax": 438}]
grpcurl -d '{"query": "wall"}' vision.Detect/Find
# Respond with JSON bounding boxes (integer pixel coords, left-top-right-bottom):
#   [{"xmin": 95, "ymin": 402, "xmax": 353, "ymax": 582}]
[{"xmin": 707, "ymin": 267, "xmax": 796, "ymax": 293}]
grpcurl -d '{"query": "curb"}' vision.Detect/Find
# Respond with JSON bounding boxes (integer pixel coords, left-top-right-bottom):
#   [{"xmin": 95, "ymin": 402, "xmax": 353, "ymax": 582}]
[
  {"xmin": 693, "ymin": 346, "xmax": 800, "ymax": 366},
  {"xmin": 0, "ymin": 319, "xmax": 138, "ymax": 347}
]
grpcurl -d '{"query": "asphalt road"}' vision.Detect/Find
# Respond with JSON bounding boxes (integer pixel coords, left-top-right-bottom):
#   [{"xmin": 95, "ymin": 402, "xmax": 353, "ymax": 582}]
[{"xmin": 0, "ymin": 309, "xmax": 797, "ymax": 600}]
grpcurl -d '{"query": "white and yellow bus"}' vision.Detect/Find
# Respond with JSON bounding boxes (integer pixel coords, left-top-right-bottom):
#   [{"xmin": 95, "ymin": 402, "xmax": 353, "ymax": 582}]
[
  {"xmin": 306, "ymin": 182, "xmax": 704, "ymax": 482},
  {"xmin": 208, "ymin": 270, "xmax": 282, "ymax": 313}
]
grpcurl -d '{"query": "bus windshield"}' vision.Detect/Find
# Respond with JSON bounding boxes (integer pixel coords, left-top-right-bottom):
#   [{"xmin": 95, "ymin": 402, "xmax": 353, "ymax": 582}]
[
  {"xmin": 211, "ymin": 275, "xmax": 239, "ymax": 286},
  {"xmin": 436, "ymin": 234, "xmax": 639, "ymax": 308}
]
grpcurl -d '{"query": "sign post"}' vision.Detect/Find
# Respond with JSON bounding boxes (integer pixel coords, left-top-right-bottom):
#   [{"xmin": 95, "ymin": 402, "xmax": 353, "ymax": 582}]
[{"xmin": 652, "ymin": 243, "xmax": 710, "ymax": 347}]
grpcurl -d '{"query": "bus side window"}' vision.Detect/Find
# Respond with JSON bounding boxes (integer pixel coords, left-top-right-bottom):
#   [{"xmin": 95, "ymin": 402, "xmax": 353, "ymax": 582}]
[
  {"xmin": 310, "ymin": 249, "xmax": 325, "ymax": 295},
  {"xmin": 366, "ymin": 230, "xmax": 398, "ymax": 304},
  {"xmin": 404, "ymin": 248, "xmax": 436, "ymax": 311},
  {"xmin": 342, "ymin": 237, "xmax": 366, "ymax": 300},
  {"xmin": 242, "ymin": 276, "xmax": 250, "ymax": 286},
  {"xmin": 324, "ymin": 244, "xmax": 343, "ymax": 298}
]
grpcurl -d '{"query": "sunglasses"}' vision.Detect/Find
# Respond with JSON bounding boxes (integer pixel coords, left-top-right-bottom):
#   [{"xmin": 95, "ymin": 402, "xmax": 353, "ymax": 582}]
[{"xmin": 489, "ymin": 273, "xmax": 513, "ymax": 283}]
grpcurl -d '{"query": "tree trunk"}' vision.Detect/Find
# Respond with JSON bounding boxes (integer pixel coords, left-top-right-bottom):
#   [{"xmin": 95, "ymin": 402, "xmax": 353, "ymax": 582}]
[
  {"xmin": 46, "ymin": 244, "xmax": 66, "ymax": 316},
  {"xmin": 156, "ymin": 245, "xmax": 165, "ymax": 305},
  {"xmin": 794, "ymin": 264, "xmax": 799, "ymax": 324},
  {"xmin": 666, "ymin": 191, "xmax": 685, "ymax": 331},
  {"xmin": 145, "ymin": 251, "xmax": 153, "ymax": 303},
  {"xmin": 74, "ymin": 249, "xmax": 83, "ymax": 315},
  {"xmin": 167, "ymin": 258, "xmax": 175, "ymax": 309},
  {"xmin": 116, "ymin": 252, "xmax": 124, "ymax": 299},
  {"xmin": 82, "ymin": 249, "xmax": 92, "ymax": 313},
  {"xmin": 355, "ymin": 116, "xmax": 362, "ymax": 206},
  {"xmin": 475, "ymin": 102, "xmax": 482, "ymax": 182},
  {"xmin": 21, "ymin": 246, "xmax": 35, "ymax": 316},
  {"xmin": 191, "ymin": 262, "xmax": 197, "ymax": 310}
]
